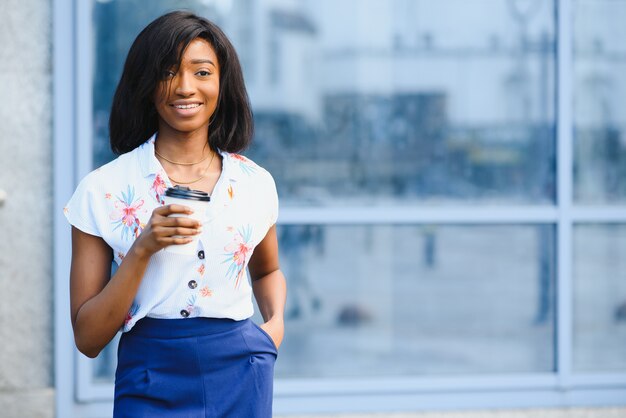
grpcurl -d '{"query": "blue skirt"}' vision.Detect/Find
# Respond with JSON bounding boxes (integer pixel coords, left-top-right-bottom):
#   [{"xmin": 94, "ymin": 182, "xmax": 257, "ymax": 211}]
[{"xmin": 113, "ymin": 317, "xmax": 278, "ymax": 418}]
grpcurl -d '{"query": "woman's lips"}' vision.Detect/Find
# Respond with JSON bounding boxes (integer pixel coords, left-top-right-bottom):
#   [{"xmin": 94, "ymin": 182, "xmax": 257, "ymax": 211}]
[{"xmin": 170, "ymin": 103, "xmax": 203, "ymax": 117}]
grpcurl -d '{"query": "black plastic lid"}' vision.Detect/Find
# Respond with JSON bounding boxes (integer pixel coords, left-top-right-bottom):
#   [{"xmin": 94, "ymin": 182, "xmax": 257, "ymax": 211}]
[{"xmin": 164, "ymin": 185, "xmax": 211, "ymax": 202}]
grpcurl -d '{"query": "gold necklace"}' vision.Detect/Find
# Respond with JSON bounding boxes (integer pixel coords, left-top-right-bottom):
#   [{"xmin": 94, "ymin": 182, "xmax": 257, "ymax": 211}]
[
  {"xmin": 168, "ymin": 151, "xmax": 216, "ymax": 185},
  {"xmin": 155, "ymin": 143, "xmax": 210, "ymax": 166}
]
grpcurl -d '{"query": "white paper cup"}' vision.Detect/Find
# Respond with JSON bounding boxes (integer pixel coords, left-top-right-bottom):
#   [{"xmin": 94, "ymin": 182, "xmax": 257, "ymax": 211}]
[{"xmin": 162, "ymin": 187, "xmax": 210, "ymax": 255}]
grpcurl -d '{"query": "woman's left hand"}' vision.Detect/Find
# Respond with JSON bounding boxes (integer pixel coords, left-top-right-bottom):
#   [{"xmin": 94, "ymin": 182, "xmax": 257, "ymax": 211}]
[{"xmin": 260, "ymin": 317, "xmax": 284, "ymax": 350}]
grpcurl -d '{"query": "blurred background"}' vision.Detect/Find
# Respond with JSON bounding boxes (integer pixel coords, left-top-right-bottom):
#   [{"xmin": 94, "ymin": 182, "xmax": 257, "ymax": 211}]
[{"xmin": 0, "ymin": 0, "xmax": 625, "ymax": 417}]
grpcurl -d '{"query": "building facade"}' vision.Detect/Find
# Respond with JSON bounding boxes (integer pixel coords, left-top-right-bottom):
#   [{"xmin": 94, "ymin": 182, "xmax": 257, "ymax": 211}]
[{"xmin": 0, "ymin": 0, "xmax": 625, "ymax": 417}]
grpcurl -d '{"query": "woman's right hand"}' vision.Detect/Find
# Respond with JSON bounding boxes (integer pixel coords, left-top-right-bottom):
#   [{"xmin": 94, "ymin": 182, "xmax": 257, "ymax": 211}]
[{"xmin": 131, "ymin": 204, "xmax": 202, "ymax": 258}]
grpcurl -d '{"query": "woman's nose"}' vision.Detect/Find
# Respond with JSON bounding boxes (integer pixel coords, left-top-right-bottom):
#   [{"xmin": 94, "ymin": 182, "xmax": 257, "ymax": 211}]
[{"xmin": 174, "ymin": 72, "xmax": 195, "ymax": 96}]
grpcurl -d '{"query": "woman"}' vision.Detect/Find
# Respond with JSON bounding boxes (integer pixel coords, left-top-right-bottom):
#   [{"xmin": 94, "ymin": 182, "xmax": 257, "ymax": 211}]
[{"xmin": 64, "ymin": 11, "xmax": 286, "ymax": 417}]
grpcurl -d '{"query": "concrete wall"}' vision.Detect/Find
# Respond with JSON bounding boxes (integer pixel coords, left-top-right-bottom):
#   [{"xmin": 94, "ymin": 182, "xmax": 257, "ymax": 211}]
[{"xmin": 0, "ymin": 0, "xmax": 54, "ymax": 417}]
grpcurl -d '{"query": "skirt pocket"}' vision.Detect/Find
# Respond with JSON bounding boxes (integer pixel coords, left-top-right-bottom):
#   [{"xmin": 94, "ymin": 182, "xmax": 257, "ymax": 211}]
[
  {"xmin": 114, "ymin": 366, "xmax": 152, "ymax": 409},
  {"xmin": 251, "ymin": 321, "xmax": 279, "ymax": 354},
  {"xmin": 239, "ymin": 320, "xmax": 276, "ymax": 414}
]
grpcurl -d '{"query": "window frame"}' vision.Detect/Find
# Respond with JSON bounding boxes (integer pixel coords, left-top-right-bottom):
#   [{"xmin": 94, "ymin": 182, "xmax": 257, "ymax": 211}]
[{"xmin": 53, "ymin": 0, "xmax": 626, "ymax": 416}]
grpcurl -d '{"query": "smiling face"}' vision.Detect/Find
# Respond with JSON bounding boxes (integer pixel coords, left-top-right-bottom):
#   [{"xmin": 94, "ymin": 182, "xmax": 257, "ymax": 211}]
[{"xmin": 154, "ymin": 38, "xmax": 220, "ymax": 136}]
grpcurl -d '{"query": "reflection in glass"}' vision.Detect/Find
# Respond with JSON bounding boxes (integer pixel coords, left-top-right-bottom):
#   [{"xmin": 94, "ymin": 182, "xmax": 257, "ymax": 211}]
[
  {"xmin": 93, "ymin": 0, "xmax": 556, "ymax": 205},
  {"xmin": 273, "ymin": 224, "xmax": 555, "ymax": 377},
  {"xmin": 247, "ymin": 0, "xmax": 557, "ymax": 205},
  {"xmin": 574, "ymin": 0, "xmax": 626, "ymax": 204},
  {"xmin": 573, "ymin": 224, "xmax": 626, "ymax": 372},
  {"xmin": 89, "ymin": 224, "xmax": 556, "ymax": 382},
  {"xmin": 89, "ymin": 0, "xmax": 560, "ymax": 384}
]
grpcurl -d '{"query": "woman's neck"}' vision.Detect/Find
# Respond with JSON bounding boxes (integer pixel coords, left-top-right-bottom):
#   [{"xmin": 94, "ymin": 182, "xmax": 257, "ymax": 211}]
[{"xmin": 154, "ymin": 124, "xmax": 213, "ymax": 163}]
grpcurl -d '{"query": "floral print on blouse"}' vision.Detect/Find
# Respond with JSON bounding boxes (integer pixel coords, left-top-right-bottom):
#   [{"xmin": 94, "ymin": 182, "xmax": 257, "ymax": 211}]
[
  {"xmin": 223, "ymin": 225, "xmax": 255, "ymax": 289},
  {"xmin": 109, "ymin": 186, "xmax": 147, "ymax": 240},
  {"xmin": 63, "ymin": 133, "xmax": 278, "ymax": 332}
]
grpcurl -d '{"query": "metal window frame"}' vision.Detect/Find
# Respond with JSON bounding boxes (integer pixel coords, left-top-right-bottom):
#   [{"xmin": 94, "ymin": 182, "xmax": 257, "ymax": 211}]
[
  {"xmin": 53, "ymin": 0, "xmax": 626, "ymax": 416},
  {"xmin": 556, "ymin": 0, "xmax": 574, "ymax": 392},
  {"xmin": 53, "ymin": 0, "xmax": 76, "ymax": 416}
]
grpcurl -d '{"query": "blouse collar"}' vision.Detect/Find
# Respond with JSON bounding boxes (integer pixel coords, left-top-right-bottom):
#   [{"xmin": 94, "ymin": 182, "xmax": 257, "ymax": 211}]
[{"xmin": 137, "ymin": 133, "xmax": 241, "ymax": 183}]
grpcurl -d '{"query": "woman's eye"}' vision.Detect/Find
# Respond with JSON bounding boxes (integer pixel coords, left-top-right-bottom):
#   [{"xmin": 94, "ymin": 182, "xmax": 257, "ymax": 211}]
[
  {"xmin": 197, "ymin": 70, "xmax": 211, "ymax": 77},
  {"xmin": 162, "ymin": 70, "xmax": 175, "ymax": 79}
]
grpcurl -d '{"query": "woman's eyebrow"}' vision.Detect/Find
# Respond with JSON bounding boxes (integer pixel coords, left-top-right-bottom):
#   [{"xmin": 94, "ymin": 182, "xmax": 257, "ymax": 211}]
[{"xmin": 190, "ymin": 59, "xmax": 215, "ymax": 66}]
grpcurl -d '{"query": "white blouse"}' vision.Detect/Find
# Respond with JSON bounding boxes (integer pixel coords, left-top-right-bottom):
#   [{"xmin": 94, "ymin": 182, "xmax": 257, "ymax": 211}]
[{"xmin": 64, "ymin": 134, "xmax": 279, "ymax": 332}]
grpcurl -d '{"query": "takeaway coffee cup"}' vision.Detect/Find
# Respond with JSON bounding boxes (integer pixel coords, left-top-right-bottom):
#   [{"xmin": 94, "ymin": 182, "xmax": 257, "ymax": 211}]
[{"xmin": 163, "ymin": 185, "xmax": 211, "ymax": 255}]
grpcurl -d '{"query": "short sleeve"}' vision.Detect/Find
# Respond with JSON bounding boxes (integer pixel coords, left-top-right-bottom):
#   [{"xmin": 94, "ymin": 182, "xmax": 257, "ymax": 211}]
[
  {"xmin": 63, "ymin": 172, "xmax": 103, "ymax": 237},
  {"xmin": 265, "ymin": 171, "xmax": 279, "ymax": 227}
]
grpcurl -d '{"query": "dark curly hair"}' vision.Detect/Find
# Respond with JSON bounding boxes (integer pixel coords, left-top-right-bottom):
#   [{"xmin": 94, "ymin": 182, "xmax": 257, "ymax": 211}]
[{"xmin": 109, "ymin": 11, "xmax": 253, "ymax": 154}]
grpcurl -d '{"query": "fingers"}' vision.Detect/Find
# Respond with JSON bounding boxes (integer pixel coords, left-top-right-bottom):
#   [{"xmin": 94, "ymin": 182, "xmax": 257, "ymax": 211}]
[
  {"xmin": 157, "ymin": 236, "xmax": 196, "ymax": 246},
  {"xmin": 153, "ymin": 225, "xmax": 201, "ymax": 237},
  {"xmin": 158, "ymin": 216, "xmax": 202, "ymax": 229},
  {"xmin": 144, "ymin": 205, "xmax": 204, "ymax": 251},
  {"xmin": 151, "ymin": 205, "xmax": 202, "ymax": 230},
  {"xmin": 153, "ymin": 204, "xmax": 194, "ymax": 216}
]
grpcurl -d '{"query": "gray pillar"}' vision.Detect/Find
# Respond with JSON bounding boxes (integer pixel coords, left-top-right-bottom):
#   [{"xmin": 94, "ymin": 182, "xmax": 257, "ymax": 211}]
[{"xmin": 0, "ymin": 0, "xmax": 54, "ymax": 417}]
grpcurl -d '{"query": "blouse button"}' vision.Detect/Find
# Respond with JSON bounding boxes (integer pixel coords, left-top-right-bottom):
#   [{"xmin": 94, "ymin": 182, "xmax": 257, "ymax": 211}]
[
  {"xmin": 180, "ymin": 310, "xmax": 190, "ymax": 318},
  {"xmin": 198, "ymin": 250, "xmax": 205, "ymax": 260},
  {"xmin": 188, "ymin": 280, "xmax": 197, "ymax": 289}
]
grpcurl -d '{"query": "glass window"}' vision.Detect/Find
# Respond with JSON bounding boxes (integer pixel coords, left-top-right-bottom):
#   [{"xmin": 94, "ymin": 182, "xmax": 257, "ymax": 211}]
[
  {"xmin": 84, "ymin": 223, "xmax": 556, "ymax": 383},
  {"xmin": 93, "ymin": 0, "xmax": 556, "ymax": 205},
  {"xmin": 250, "ymin": 1, "xmax": 556, "ymax": 206},
  {"xmin": 276, "ymin": 224, "xmax": 555, "ymax": 377},
  {"xmin": 573, "ymin": 0, "xmax": 626, "ymax": 204},
  {"xmin": 573, "ymin": 224, "xmax": 626, "ymax": 372},
  {"xmin": 64, "ymin": 0, "xmax": 626, "ymax": 411},
  {"xmin": 87, "ymin": 0, "xmax": 556, "ymax": 389}
]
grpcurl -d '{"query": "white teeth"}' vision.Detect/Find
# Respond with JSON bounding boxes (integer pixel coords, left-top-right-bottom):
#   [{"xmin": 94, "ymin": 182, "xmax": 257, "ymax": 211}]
[{"xmin": 173, "ymin": 104, "xmax": 200, "ymax": 109}]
